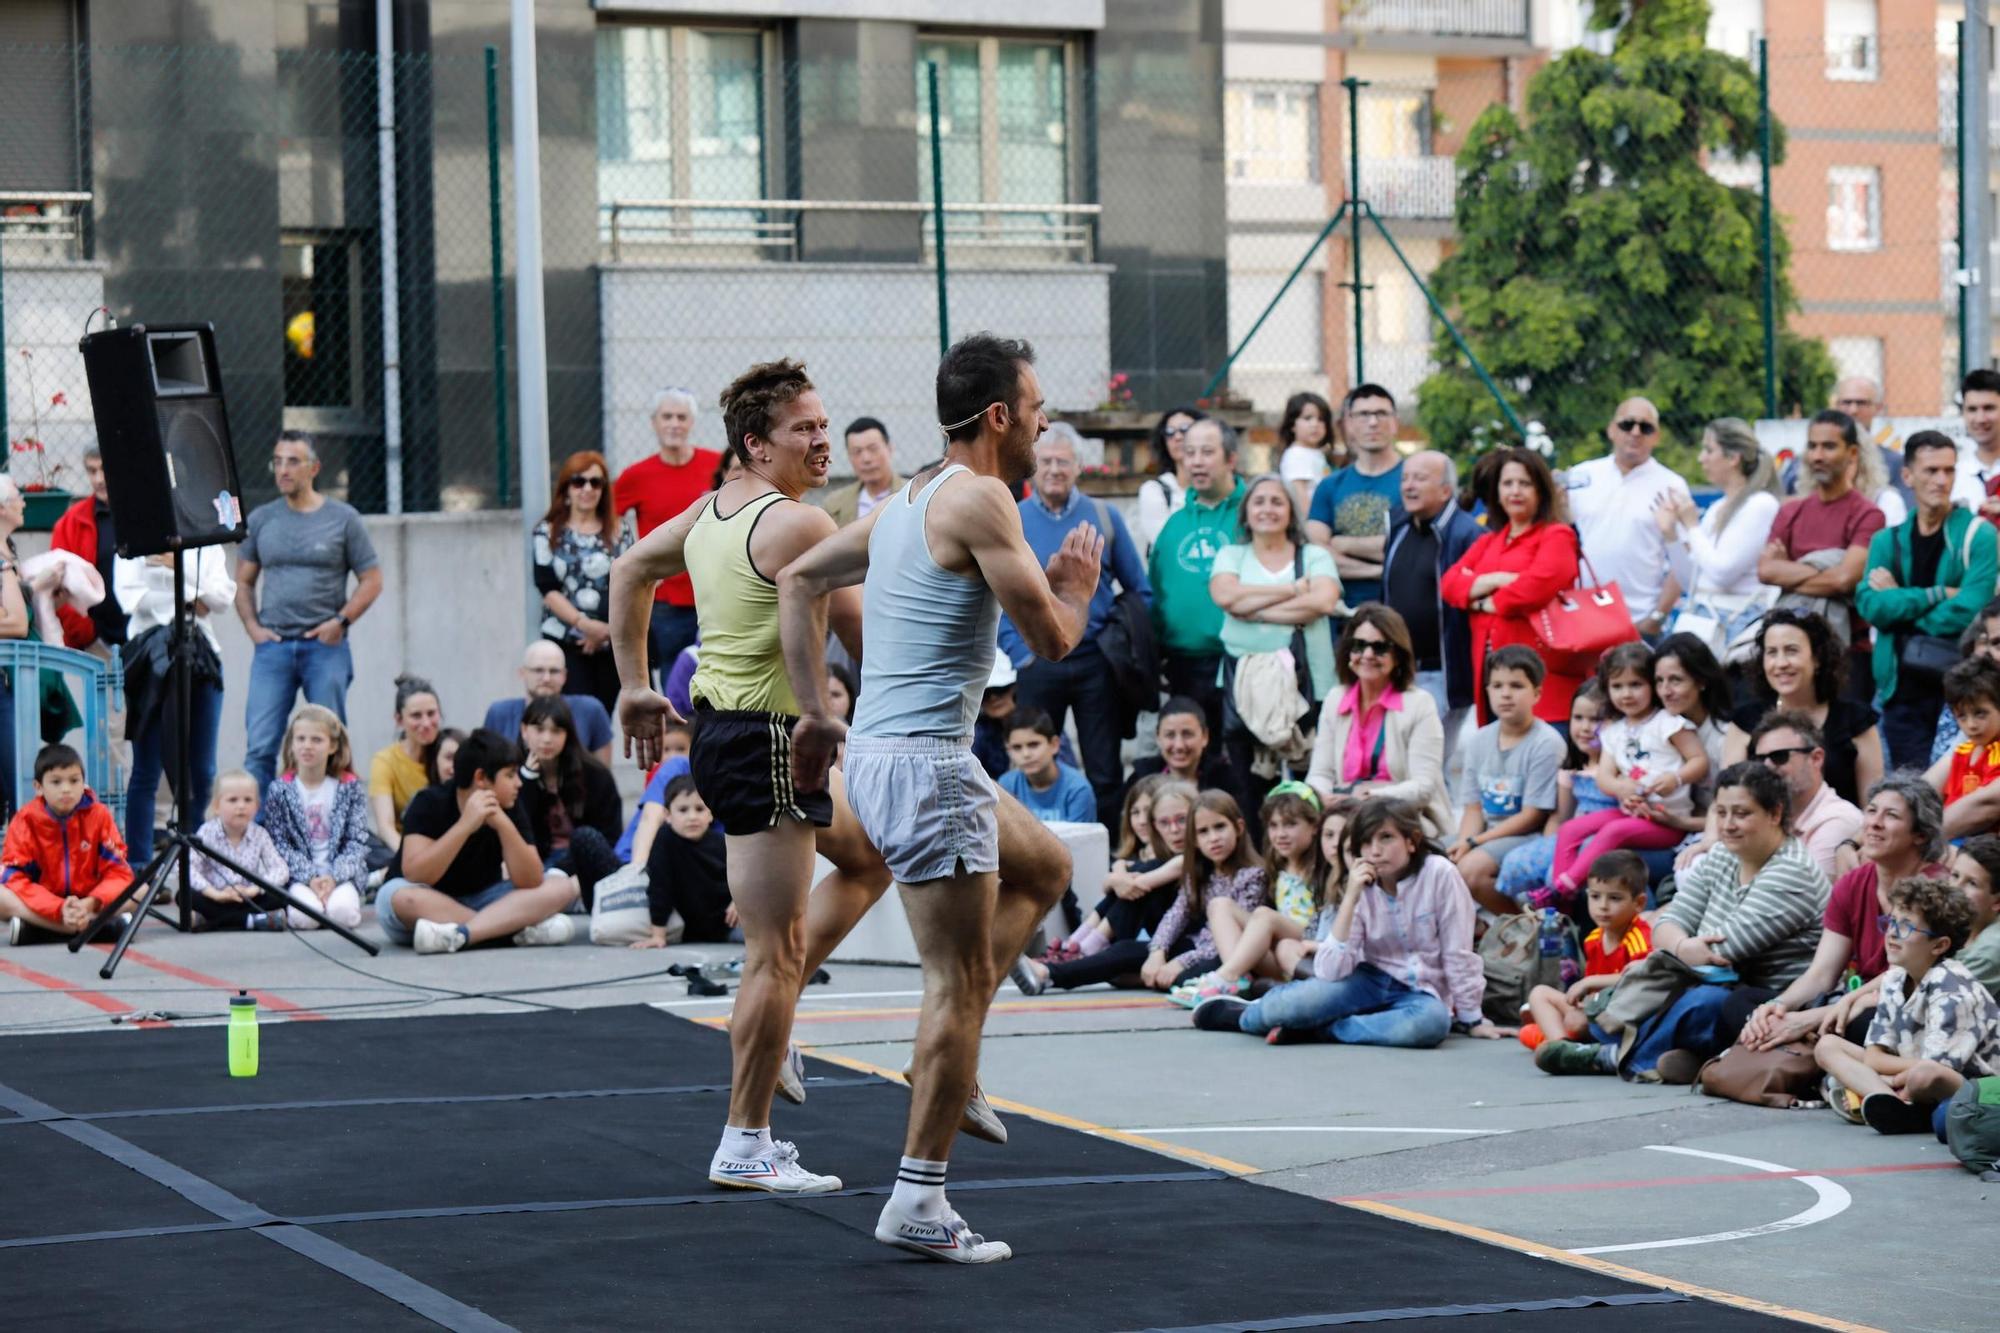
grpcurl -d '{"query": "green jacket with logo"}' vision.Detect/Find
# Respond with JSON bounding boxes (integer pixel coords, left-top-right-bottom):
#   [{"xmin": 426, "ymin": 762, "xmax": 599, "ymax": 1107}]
[{"xmin": 1146, "ymin": 477, "xmax": 1246, "ymax": 657}]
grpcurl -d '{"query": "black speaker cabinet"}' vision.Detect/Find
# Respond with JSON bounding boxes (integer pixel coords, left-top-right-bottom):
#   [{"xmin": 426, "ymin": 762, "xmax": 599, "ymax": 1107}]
[{"xmin": 78, "ymin": 323, "xmax": 247, "ymax": 557}]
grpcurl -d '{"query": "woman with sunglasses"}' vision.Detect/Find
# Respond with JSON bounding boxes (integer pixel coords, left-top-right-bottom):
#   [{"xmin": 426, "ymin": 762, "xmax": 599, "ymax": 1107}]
[
  {"xmin": 1303, "ymin": 605, "xmax": 1452, "ymax": 838},
  {"xmin": 1134, "ymin": 406, "xmax": 1205, "ymax": 561},
  {"xmin": 534, "ymin": 451, "xmax": 632, "ymax": 717},
  {"xmin": 1736, "ymin": 774, "xmax": 1947, "ymax": 1055}
]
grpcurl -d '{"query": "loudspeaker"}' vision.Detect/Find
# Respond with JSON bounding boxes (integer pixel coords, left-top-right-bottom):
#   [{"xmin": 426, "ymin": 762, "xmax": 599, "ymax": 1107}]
[{"xmin": 78, "ymin": 323, "xmax": 247, "ymax": 557}]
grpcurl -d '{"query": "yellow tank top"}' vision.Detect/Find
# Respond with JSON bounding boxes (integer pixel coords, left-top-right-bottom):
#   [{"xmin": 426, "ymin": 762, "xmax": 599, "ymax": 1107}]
[{"xmin": 684, "ymin": 489, "xmax": 800, "ymax": 715}]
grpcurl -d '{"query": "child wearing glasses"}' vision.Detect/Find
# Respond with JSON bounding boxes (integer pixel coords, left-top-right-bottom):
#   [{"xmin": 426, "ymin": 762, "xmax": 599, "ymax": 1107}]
[
  {"xmin": 1926, "ymin": 657, "xmax": 2000, "ymax": 810},
  {"xmin": 1815, "ymin": 876, "xmax": 2000, "ymax": 1134}
]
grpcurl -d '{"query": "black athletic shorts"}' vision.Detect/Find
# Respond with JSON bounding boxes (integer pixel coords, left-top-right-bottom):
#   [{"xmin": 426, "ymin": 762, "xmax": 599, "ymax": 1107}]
[{"xmin": 688, "ymin": 705, "xmax": 834, "ymax": 832}]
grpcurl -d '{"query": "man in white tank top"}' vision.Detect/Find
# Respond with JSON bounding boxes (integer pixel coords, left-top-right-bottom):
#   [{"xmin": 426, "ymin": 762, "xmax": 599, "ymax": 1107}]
[{"xmin": 777, "ymin": 334, "xmax": 1103, "ymax": 1263}]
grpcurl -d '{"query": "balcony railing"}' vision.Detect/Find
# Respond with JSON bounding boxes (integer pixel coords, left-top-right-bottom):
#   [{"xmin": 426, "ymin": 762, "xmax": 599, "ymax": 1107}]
[
  {"xmin": 1356, "ymin": 156, "xmax": 1456, "ymax": 220},
  {"xmin": 1342, "ymin": 0, "xmax": 1531, "ymax": 41},
  {"xmin": 0, "ymin": 192, "xmax": 92, "ymax": 261},
  {"xmin": 601, "ymin": 198, "xmax": 1100, "ymax": 266}
]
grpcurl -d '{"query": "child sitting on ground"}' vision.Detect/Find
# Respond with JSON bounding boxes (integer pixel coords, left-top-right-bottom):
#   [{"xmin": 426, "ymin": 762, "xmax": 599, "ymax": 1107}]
[
  {"xmin": 1497, "ymin": 682, "xmax": 1613, "ymax": 905},
  {"xmin": 0, "ymin": 743, "xmax": 131, "ymax": 945},
  {"xmin": 262, "ymin": 705, "xmax": 371, "ymax": 931},
  {"xmin": 188, "ymin": 770, "xmax": 293, "ymax": 931},
  {"xmin": 1521, "ymin": 850, "xmax": 1653, "ymax": 1053},
  {"xmin": 1816, "ymin": 875, "xmax": 2000, "ymax": 1133},
  {"xmin": 1448, "ymin": 645, "xmax": 1569, "ymax": 915},
  {"xmin": 1172, "ymin": 783, "xmax": 1328, "ymax": 1003},
  {"xmin": 999, "ymin": 707, "xmax": 1097, "ymax": 824},
  {"xmin": 1927, "ymin": 658, "xmax": 2000, "ymax": 807},
  {"xmin": 635, "ymin": 775, "xmax": 734, "ymax": 949},
  {"xmin": 1140, "ymin": 790, "xmax": 1269, "ymax": 993},
  {"xmin": 1040, "ymin": 774, "xmax": 1168, "ymax": 962}
]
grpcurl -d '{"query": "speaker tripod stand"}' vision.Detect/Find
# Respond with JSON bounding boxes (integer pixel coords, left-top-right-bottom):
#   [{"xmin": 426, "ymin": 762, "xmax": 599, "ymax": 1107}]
[{"xmin": 70, "ymin": 549, "xmax": 378, "ymax": 978}]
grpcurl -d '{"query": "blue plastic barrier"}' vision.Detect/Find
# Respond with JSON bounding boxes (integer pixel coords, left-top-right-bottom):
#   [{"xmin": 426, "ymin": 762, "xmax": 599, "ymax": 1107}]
[{"xmin": 0, "ymin": 641, "xmax": 124, "ymax": 821}]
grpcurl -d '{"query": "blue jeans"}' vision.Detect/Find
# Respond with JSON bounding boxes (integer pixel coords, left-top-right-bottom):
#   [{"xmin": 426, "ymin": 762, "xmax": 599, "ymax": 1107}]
[
  {"xmin": 1592, "ymin": 982, "xmax": 1733, "ymax": 1075},
  {"xmin": 128, "ymin": 678, "xmax": 223, "ymax": 868},
  {"xmin": 245, "ymin": 639, "xmax": 354, "ymax": 794},
  {"xmin": 376, "ymin": 878, "xmax": 513, "ymax": 947},
  {"xmin": 1015, "ymin": 642, "xmax": 1124, "ymax": 825},
  {"xmin": 1235, "ymin": 963, "xmax": 1451, "ymax": 1048},
  {"xmin": 648, "ymin": 603, "xmax": 700, "ymax": 690}
]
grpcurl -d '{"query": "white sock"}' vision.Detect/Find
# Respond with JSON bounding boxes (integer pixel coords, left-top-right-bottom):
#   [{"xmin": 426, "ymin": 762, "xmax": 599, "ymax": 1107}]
[
  {"xmin": 721, "ymin": 1124, "xmax": 773, "ymax": 1158},
  {"xmin": 889, "ymin": 1155, "xmax": 947, "ymax": 1220}
]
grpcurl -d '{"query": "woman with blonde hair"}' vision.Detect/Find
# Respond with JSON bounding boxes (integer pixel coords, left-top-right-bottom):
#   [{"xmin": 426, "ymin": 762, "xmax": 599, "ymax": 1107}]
[
  {"xmin": 262, "ymin": 704, "xmax": 372, "ymax": 930},
  {"xmin": 1653, "ymin": 417, "xmax": 1784, "ymax": 649}
]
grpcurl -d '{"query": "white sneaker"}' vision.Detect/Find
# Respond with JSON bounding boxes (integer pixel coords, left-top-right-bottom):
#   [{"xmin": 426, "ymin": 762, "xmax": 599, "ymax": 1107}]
[
  {"xmin": 707, "ymin": 1140, "xmax": 842, "ymax": 1194},
  {"xmin": 902, "ymin": 1060, "xmax": 1008, "ymax": 1145},
  {"xmin": 512, "ymin": 914, "xmax": 575, "ymax": 947},
  {"xmin": 874, "ymin": 1200, "xmax": 1012, "ymax": 1264},
  {"xmin": 776, "ymin": 1043, "xmax": 807, "ymax": 1105},
  {"xmin": 412, "ymin": 919, "xmax": 468, "ymax": 955}
]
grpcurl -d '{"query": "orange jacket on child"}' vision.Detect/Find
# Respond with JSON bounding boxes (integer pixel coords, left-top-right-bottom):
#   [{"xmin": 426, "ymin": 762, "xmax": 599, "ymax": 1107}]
[{"xmin": 1, "ymin": 791, "xmax": 132, "ymax": 920}]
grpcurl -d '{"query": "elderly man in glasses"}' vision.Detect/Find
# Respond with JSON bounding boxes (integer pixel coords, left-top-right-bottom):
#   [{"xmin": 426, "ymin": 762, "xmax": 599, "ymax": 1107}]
[
  {"xmin": 235, "ymin": 430, "xmax": 383, "ymax": 795},
  {"xmin": 1564, "ymin": 397, "xmax": 1691, "ymax": 637}
]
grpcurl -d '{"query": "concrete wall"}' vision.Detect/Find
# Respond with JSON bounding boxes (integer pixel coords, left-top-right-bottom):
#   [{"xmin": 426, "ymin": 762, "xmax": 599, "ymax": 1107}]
[{"xmin": 599, "ymin": 263, "xmax": 1112, "ymax": 477}]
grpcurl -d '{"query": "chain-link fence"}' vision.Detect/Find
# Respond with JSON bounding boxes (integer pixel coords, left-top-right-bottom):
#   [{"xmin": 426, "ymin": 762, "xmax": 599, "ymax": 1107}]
[{"xmin": 0, "ymin": 42, "xmax": 510, "ymax": 518}]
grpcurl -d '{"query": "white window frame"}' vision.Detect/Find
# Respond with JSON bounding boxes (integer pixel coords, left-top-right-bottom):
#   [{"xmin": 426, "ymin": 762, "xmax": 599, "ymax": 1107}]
[
  {"xmin": 1225, "ymin": 82, "xmax": 1321, "ymax": 185},
  {"xmin": 915, "ymin": 32, "xmax": 1080, "ymax": 208},
  {"xmin": 1826, "ymin": 165, "xmax": 1881, "ymax": 252},
  {"xmin": 1824, "ymin": 0, "xmax": 1879, "ymax": 82}
]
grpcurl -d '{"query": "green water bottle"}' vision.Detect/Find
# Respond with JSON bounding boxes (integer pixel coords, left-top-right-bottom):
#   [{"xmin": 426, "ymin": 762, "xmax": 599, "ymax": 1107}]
[{"xmin": 228, "ymin": 991, "xmax": 259, "ymax": 1078}]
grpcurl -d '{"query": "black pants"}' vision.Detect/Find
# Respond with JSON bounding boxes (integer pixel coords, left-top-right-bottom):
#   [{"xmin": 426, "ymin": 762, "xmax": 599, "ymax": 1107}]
[
  {"xmin": 1163, "ymin": 651, "xmax": 1225, "ymax": 738},
  {"xmin": 645, "ymin": 829, "xmax": 732, "ymax": 942},
  {"xmin": 186, "ymin": 887, "xmax": 286, "ymax": 930},
  {"xmin": 549, "ymin": 826, "xmax": 621, "ymax": 911},
  {"xmin": 555, "ymin": 636, "xmax": 622, "ymax": 722},
  {"xmin": 1016, "ymin": 642, "xmax": 1126, "ymax": 826},
  {"xmin": 1098, "ymin": 883, "xmax": 1176, "ymax": 942}
]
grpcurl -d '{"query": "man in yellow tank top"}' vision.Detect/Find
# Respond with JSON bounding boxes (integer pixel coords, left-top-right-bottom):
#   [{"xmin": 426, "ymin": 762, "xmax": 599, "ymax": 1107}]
[{"xmin": 609, "ymin": 359, "xmax": 1007, "ymax": 1198}]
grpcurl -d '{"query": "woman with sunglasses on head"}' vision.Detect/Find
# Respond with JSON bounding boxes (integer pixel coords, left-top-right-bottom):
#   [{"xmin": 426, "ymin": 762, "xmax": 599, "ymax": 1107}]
[
  {"xmin": 535, "ymin": 451, "xmax": 633, "ymax": 719},
  {"xmin": 1134, "ymin": 406, "xmax": 1206, "ymax": 561}
]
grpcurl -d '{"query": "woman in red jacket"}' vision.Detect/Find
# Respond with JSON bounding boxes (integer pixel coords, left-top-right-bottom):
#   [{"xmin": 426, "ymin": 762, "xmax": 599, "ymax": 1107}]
[{"xmin": 1441, "ymin": 448, "xmax": 1584, "ymax": 726}]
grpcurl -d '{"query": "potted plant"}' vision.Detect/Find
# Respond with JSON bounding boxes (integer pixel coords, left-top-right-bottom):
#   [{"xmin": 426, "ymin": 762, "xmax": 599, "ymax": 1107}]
[{"xmin": 9, "ymin": 348, "xmax": 79, "ymax": 530}]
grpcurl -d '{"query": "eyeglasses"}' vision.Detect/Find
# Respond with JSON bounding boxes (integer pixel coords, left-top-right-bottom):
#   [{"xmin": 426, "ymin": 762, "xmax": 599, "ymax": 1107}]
[
  {"xmin": 1348, "ymin": 639, "xmax": 1395, "ymax": 658},
  {"xmin": 568, "ymin": 475, "xmax": 606, "ymax": 490},
  {"xmin": 1754, "ymin": 746, "xmax": 1810, "ymax": 767},
  {"xmin": 1346, "ymin": 409, "xmax": 1395, "ymax": 422},
  {"xmin": 1616, "ymin": 419, "xmax": 1659, "ymax": 436},
  {"xmin": 1154, "ymin": 813, "xmax": 1189, "ymax": 829},
  {"xmin": 1876, "ymin": 914, "xmax": 1943, "ymax": 942}
]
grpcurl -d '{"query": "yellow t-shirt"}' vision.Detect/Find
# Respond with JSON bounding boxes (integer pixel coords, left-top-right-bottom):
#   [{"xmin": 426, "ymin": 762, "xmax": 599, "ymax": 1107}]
[{"xmin": 368, "ymin": 745, "xmax": 429, "ymax": 831}]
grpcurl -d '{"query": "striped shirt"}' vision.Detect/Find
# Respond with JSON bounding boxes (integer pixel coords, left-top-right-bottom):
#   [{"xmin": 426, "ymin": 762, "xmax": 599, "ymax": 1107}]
[{"xmin": 1659, "ymin": 837, "xmax": 1827, "ymax": 990}]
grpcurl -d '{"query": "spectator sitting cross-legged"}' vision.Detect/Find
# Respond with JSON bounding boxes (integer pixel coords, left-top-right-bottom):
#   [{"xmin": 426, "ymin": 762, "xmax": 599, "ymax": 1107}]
[
  {"xmin": 1305, "ymin": 605, "xmax": 1452, "ymax": 840},
  {"xmin": 999, "ymin": 708, "xmax": 1096, "ymax": 824},
  {"xmin": 534, "ymin": 450, "xmax": 632, "ymax": 720},
  {"xmin": 1720, "ymin": 609, "xmax": 1881, "ymax": 809},
  {"xmin": 375, "ymin": 727, "xmax": 579, "ymax": 954},
  {"xmin": 484, "ymin": 640, "xmax": 615, "ymax": 766},
  {"xmin": 613, "ymin": 387, "xmax": 720, "ymax": 687},
  {"xmin": 367, "ymin": 674, "xmax": 444, "ymax": 853},
  {"xmin": 1440, "ymin": 446, "xmax": 1585, "ymax": 727},
  {"xmin": 0, "ymin": 743, "xmax": 131, "ymax": 945},
  {"xmin": 260, "ymin": 704, "xmax": 370, "ymax": 932},
  {"xmin": 235, "ymin": 430, "xmax": 383, "ymax": 797},
  {"xmin": 1191, "ymin": 797, "xmax": 1501, "ymax": 1044},
  {"xmin": 1148, "ymin": 417, "xmax": 1246, "ymax": 735},
  {"xmin": 1138, "ymin": 790, "xmax": 1269, "ymax": 993},
  {"xmin": 517, "ymin": 694, "xmax": 624, "ymax": 910},
  {"xmin": 632, "ymin": 774, "xmax": 735, "ymax": 949},
  {"xmin": 187, "ymin": 770, "xmax": 291, "ymax": 932},
  {"xmin": 1524, "ymin": 850, "xmax": 1653, "ymax": 1057},
  {"xmin": 1495, "ymin": 683, "xmax": 1616, "ymax": 905},
  {"xmin": 1448, "ymin": 645, "xmax": 1568, "ymax": 915},
  {"xmin": 1168, "ymin": 782, "xmax": 1332, "ymax": 1005}
]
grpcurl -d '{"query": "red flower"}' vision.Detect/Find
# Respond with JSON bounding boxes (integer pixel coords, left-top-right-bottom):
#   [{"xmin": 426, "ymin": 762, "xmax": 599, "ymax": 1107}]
[{"xmin": 49, "ymin": 392, "xmax": 66, "ymax": 408}]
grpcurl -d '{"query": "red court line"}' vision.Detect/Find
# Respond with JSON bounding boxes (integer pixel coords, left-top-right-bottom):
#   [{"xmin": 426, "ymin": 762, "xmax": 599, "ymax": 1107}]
[
  {"xmin": 0, "ymin": 955, "xmax": 167, "ymax": 1026},
  {"xmin": 99, "ymin": 944, "xmax": 328, "ymax": 1022},
  {"xmin": 1341, "ymin": 1159, "xmax": 1958, "ymax": 1203}
]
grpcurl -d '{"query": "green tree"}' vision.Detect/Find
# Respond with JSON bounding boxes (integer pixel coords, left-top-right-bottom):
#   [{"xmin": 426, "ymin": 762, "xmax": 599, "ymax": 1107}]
[{"xmin": 1414, "ymin": 0, "xmax": 1834, "ymax": 472}]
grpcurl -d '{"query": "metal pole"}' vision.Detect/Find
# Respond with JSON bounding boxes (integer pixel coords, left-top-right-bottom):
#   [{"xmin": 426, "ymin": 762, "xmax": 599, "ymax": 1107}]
[
  {"xmin": 1345, "ymin": 75, "xmax": 1367, "ymax": 388},
  {"xmin": 376, "ymin": 0, "xmax": 404, "ymax": 515},
  {"xmin": 1756, "ymin": 38, "xmax": 1778, "ymax": 418},
  {"xmin": 510, "ymin": 0, "xmax": 551, "ymax": 639},
  {"xmin": 1966, "ymin": 2, "xmax": 1992, "ymax": 373},
  {"xmin": 1203, "ymin": 203, "xmax": 1349, "ymax": 399},
  {"xmin": 485, "ymin": 47, "xmax": 511, "ymax": 507},
  {"xmin": 1960, "ymin": 21, "xmax": 1972, "ymax": 383},
  {"xmin": 927, "ymin": 61, "xmax": 950, "ymax": 358}
]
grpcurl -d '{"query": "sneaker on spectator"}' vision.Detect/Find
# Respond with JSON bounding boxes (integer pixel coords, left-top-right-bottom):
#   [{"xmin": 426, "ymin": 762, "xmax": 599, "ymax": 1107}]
[
  {"xmin": 708, "ymin": 1139, "xmax": 841, "ymax": 1194},
  {"xmin": 1534, "ymin": 1039, "xmax": 1613, "ymax": 1076},
  {"xmin": 875, "ymin": 1200, "xmax": 1011, "ymax": 1264},
  {"xmin": 512, "ymin": 914, "xmax": 575, "ymax": 947},
  {"xmin": 1861, "ymin": 1092, "xmax": 1932, "ymax": 1135},
  {"xmin": 1824, "ymin": 1075, "xmax": 1865, "ymax": 1124},
  {"xmin": 1011, "ymin": 955, "xmax": 1048, "ymax": 997},
  {"xmin": 412, "ymin": 919, "xmax": 469, "ymax": 955},
  {"xmin": 1191, "ymin": 994, "xmax": 1250, "ymax": 1032},
  {"xmin": 9, "ymin": 917, "xmax": 64, "ymax": 947},
  {"xmin": 1192, "ymin": 974, "xmax": 1248, "ymax": 1002},
  {"xmin": 776, "ymin": 1043, "xmax": 806, "ymax": 1106}
]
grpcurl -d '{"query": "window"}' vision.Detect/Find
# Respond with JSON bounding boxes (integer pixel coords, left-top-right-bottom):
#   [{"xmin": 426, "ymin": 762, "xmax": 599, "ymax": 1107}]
[
  {"xmin": 1706, "ymin": 0, "xmax": 1762, "ymax": 61},
  {"xmin": 596, "ymin": 24, "xmax": 766, "ymax": 239},
  {"xmin": 1825, "ymin": 0, "xmax": 1878, "ymax": 80},
  {"xmin": 915, "ymin": 36, "xmax": 1069, "ymax": 209},
  {"xmin": 1225, "ymin": 83, "xmax": 1320, "ymax": 184},
  {"xmin": 280, "ymin": 233, "xmax": 361, "ymax": 416},
  {"xmin": 1355, "ymin": 86, "xmax": 1432, "ymax": 161},
  {"xmin": 1826, "ymin": 166, "xmax": 1881, "ymax": 251}
]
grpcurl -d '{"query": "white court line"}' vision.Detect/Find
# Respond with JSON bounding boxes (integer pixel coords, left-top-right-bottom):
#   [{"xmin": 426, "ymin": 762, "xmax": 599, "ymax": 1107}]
[
  {"xmin": 1566, "ymin": 1144, "xmax": 1852, "ymax": 1255},
  {"xmin": 1125, "ymin": 1125, "xmax": 1503, "ymax": 1137}
]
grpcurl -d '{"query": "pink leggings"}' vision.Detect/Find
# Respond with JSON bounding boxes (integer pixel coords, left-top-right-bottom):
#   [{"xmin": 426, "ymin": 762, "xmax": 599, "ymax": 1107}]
[{"xmin": 1551, "ymin": 808, "xmax": 1682, "ymax": 893}]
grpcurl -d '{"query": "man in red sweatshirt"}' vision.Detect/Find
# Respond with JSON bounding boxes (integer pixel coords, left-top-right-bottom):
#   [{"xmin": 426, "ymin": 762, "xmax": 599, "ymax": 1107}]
[{"xmin": 0, "ymin": 742, "xmax": 132, "ymax": 945}]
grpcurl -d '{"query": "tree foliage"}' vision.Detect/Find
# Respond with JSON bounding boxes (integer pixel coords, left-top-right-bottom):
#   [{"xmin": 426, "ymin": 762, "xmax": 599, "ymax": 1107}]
[{"xmin": 1414, "ymin": 0, "xmax": 1835, "ymax": 471}]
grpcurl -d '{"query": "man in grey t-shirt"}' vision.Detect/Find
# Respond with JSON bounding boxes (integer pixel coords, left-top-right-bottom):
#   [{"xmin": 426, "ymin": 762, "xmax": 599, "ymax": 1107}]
[
  {"xmin": 234, "ymin": 431, "xmax": 383, "ymax": 793},
  {"xmin": 1447, "ymin": 647, "xmax": 1566, "ymax": 914}
]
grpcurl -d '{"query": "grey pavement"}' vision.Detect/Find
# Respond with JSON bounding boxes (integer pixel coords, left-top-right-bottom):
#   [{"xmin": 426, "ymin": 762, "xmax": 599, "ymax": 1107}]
[{"xmin": 3, "ymin": 921, "xmax": 1994, "ymax": 1331}]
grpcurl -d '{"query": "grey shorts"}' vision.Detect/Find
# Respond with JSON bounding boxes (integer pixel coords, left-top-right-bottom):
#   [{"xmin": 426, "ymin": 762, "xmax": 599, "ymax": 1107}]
[
  {"xmin": 1471, "ymin": 832, "xmax": 1535, "ymax": 868},
  {"xmin": 842, "ymin": 734, "xmax": 1000, "ymax": 884}
]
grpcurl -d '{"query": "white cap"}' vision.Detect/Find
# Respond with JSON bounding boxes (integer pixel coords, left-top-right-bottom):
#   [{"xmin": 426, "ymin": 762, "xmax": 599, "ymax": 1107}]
[{"xmin": 987, "ymin": 649, "xmax": 1017, "ymax": 691}]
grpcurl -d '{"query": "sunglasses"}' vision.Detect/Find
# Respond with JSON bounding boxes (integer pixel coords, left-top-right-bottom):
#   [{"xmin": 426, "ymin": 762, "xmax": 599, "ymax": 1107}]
[
  {"xmin": 1616, "ymin": 419, "xmax": 1659, "ymax": 436},
  {"xmin": 1754, "ymin": 746, "xmax": 1810, "ymax": 766},
  {"xmin": 1165, "ymin": 423, "xmax": 1192, "ymax": 437},
  {"xmin": 568, "ymin": 475, "xmax": 606, "ymax": 490},
  {"xmin": 1876, "ymin": 914, "xmax": 1943, "ymax": 942},
  {"xmin": 1348, "ymin": 639, "xmax": 1395, "ymax": 658}
]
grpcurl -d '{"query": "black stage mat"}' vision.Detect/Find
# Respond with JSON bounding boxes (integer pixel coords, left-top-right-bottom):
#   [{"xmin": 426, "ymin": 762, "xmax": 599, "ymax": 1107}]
[{"xmin": 0, "ymin": 1005, "xmax": 1810, "ymax": 1332}]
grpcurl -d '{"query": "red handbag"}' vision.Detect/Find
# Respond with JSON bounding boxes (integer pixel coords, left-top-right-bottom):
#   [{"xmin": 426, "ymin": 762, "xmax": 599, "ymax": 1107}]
[{"xmin": 1529, "ymin": 554, "xmax": 1640, "ymax": 675}]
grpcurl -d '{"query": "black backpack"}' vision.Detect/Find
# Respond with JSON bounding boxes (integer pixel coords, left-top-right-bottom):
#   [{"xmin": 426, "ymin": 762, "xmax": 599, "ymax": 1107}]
[{"xmin": 1090, "ymin": 499, "xmax": 1160, "ymax": 738}]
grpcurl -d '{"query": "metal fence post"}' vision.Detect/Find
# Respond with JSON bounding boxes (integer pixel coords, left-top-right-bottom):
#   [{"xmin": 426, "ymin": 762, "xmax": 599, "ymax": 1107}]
[
  {"xmin": 1965, "ymin": 3, "xmax": 1992, "ymax": 374},
  {"xmin": 484, "ymin": 45, "xmax": 511, "ymax": 508},
  {"xmin": 1344, "ymin": 76, "xmax": 1368, "ymax": 388},
  {"xmin": 928, "ymin": 61, "xmax": 949, "ymax": 358},
  {"xmin": 1960, "ymin": 20, "xmax": 1972, "ymax": 383},
  {"xmin": 1756, "ymin": 37, "xmax": 1778, "ymax": 419}
]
